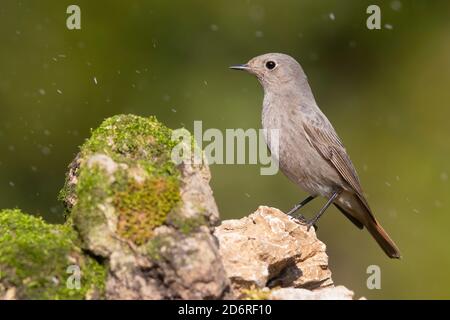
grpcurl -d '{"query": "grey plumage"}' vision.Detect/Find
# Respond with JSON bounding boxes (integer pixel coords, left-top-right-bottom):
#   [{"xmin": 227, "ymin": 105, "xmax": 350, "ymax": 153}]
[{"xmin": 231, "ymin": 53, "xmax": 401, "ymax": 259}]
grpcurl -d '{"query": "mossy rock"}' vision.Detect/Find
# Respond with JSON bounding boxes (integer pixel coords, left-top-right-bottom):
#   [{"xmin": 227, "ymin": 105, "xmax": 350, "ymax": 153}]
[
  {"xmin": 0, "ymin": 115, "xmax": 224, "ymax": 300},
  {"xmin": 0, "ymin": 209, "xmax": 106, "ymax": 300},
  {"xmin": 59, "ymin": 114, "xmax": 200, "ymax": 251}
]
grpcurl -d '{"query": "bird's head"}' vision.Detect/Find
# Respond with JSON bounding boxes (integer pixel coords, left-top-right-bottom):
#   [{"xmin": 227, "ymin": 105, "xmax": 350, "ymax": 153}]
[{"xmin": 230, "ymin": 53, "xmax": 306, "ymax": 90}]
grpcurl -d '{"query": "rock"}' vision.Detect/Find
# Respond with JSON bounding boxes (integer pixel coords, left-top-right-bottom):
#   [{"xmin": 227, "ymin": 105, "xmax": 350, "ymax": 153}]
[
  {"xmin": 214, "ymin": 206, "xmax": 334, "ymax": 298},
  {"xmin": 269, "ymin": 286, "xmax": 356, "ymax": 300},
  {"xmin": 0, "ymin": 114, "xmax": 358, "ymax": 300},
  {"xmin": 0, "ymin": 209, "xmax": 106, "ymax": 300},
  {"xmin": 59, "ymin": 114, "xmax": 230, "ymax": 299}
]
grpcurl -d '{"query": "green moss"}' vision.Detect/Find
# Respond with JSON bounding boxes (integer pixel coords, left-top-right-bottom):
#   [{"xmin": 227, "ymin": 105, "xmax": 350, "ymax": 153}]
[
  {"xmin": 82, "ymin": 114, "xmax": 178, "ymax": 175},
  {"xmin": 146, "ymin": 235, "xmax": 171, "ymax": 261},
  {"xmin": 114, "ymin": 175, "xmax": 180, "ymax": 245},
  {"xmin": 168, "ymin": 214, "xmax": 207, "ymax": 235},
  {"xmin": 241, "ymin": 286, "xmax": 271, "ymax": 300},
  {"xmin": 71, "ymin": 166, "xmax": 112, "ymax": 242},
  {"xmin": 0, "ymin": 209, "xmax": 106, "ymax": 300},
  {"xmin": 60, "ymin": 115, "xmax": 182, "ymax": 247}
]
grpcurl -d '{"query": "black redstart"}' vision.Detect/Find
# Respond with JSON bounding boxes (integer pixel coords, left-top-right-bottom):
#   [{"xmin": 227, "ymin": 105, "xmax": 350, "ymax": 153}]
[{"xmin": 231, "ymin": 53, "xmax": 401, "ymax": 259}]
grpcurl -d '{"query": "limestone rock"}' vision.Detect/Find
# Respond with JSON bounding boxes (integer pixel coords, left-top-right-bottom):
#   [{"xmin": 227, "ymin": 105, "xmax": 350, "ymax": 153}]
[
  {"xmin": 214, "ymin": 206, "xmax": 333, "ymax": 297},
  {"xmin": 269, "ymin": 286, "xmax": 356, "ymax": 300}
]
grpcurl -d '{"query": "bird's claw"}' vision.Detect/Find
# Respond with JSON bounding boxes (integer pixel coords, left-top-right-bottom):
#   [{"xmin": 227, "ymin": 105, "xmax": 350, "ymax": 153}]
[
  {"xmin": 306, "ymin": 220, "xmax": 318, "ymax": 232},
  {"xmin": 291, "ymin": 213, "xmax": 307, "ymax": 223}
]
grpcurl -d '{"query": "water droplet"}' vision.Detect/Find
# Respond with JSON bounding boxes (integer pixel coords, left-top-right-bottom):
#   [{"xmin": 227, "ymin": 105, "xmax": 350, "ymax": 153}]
[
  {"xmin": 329, "ymin": 13, "xmax": 335, "ymax": 21},
  {"xmin": 390, "ymin": 0, "xmax": 402, "ymax": 11},
  {"xmin": 41, "ymin": 146, "xmax": 51, "ymax": 155}
]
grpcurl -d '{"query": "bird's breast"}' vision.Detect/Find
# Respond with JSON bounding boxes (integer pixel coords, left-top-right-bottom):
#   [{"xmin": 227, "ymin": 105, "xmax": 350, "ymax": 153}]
[{"xmin": 262, "ymin": 102, "xmax": 341, "ymax": 197}]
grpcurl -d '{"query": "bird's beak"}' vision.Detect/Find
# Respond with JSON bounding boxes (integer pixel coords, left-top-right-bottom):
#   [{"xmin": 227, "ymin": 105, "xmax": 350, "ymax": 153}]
[{"xmin": 229, "ymin": 64, "xmax": 250, "ymax": 71}]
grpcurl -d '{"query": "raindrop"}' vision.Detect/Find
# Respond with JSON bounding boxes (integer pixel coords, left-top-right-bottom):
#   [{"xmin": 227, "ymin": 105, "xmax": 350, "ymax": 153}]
[
  {"xmin": 328, "ymin": 13, "xmax": 336, "ymax": 21},
  {"xmin": 390, "ymin": 0, "xmax": 402, "ymax": 11},
  {"xmin": 441, "ymin": 172, "xmax": 448, "ymax": 182},
  {"xmin": 249, "ymin": 5, "xmax": 265, "ymax": 22},
  {"xmin": 41, "ymin": 146, "xmax": 51, "ymax": 156},
  {"xmin": 384, "ymin": 24, "xmax": 393, "ymax": 30},
  {"xmin": 255, "ymin": 30, "xmax": 264, "ymax": 38},
  {"xmin": 210, "ymin": 24, "xmax": 219, "ymax": 32}
]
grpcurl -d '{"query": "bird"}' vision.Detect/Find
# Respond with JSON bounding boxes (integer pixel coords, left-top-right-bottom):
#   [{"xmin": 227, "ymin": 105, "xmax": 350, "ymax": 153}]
[{"xmin": 230, "ymin": 53, "xmax": 401, "ymax": 259}]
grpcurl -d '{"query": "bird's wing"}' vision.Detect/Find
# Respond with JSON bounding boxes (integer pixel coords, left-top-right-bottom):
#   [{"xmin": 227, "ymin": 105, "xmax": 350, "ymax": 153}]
[{"xmin": 302, "ymin": 117, "xmax": 371, "ymax": 210}]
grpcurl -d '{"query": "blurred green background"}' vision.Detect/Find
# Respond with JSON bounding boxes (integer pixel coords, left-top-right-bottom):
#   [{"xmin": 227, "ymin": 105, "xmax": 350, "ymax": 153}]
[{"xmin": 1, "ymin": 0, "xmax": 449, "ymax": 299}]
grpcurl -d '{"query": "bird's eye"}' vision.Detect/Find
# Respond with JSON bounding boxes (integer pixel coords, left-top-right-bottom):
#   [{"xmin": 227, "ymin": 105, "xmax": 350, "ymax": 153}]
[{"xmin": 265, "ymin": 61, "xmax": 276, "ymax": 70}]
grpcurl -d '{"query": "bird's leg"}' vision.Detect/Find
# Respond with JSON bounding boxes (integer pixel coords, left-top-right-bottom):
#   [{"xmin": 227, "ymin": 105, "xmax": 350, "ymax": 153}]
[
  {"xmin": 306, "ymin": 191, "xmax": 340, "ymax": 231},
  {"xmin": 286, "ymin": 195, "xmax": 316, "ymax": 220}
]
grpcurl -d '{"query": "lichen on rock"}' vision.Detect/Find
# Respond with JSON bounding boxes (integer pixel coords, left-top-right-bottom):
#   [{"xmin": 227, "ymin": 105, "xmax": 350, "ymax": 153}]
[{"xmin": 0, "ymin": 209, "xmax": 106, "ymax": 300}]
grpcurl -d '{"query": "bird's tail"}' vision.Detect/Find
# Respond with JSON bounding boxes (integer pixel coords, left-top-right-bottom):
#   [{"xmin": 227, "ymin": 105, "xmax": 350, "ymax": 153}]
[
  {"xmin": 336, "ymin": 192, "xmax": 401, "ymax": 259},
  {"xmin": 365, "ymin": 218, "xmax": 401, "ymax": 259}
]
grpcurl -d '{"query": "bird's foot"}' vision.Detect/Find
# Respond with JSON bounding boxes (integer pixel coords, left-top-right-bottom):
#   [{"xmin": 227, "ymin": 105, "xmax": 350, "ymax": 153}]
[
  {"xmin": 306, "ymin": 219, "xmax": 318, "ymax": 232},
  {"xmin": 291, "ymin": 213, "xmax": 307, "ymax": 223}
]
